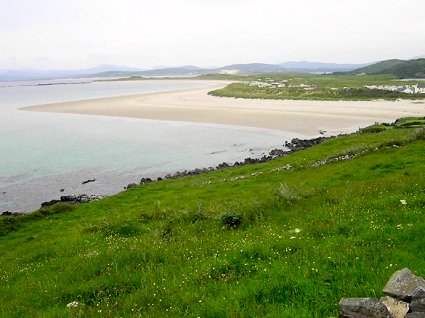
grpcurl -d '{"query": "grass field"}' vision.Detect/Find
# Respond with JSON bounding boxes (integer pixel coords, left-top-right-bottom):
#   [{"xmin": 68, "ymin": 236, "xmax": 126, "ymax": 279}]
[
  {"xmin": 1, "ymin": 118, "xmax": 425, "ymax": 317},
  {"xmin": 207, "ymin": 75, "xmax": 425, "ymax": 101}
]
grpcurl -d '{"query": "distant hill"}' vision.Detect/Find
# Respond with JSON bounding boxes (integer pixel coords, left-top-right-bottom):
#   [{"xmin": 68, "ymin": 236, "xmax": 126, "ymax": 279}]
[
  {"xmin": 91, "ymin": 66, "xmax": 206, "ymax": 78},
  {"xmin": 278, "ymin": 61, "xmax": 368, "ymax": 72},
  {"xmin": 0, "ymin": 64, "xmax": 144, "ymax": 81},
  {"xmin": 216, "ymin": 63, "xmax": 285, "ymax": 74},
  {"xmin": 0, "ymin": 61, "xmax": 370, "ymax": 81},
  {"xmin": 344, "ymin": 58, "xmax": 425, "ymax": 78},
  {"xmin": 88, "ymin": 62, "xmax": 367, "ymax": 78}
]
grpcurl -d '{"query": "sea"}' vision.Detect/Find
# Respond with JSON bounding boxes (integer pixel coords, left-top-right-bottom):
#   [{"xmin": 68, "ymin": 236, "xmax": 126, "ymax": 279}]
[{"xmin": 0, "ymin": 79, "xmax": 305, "ymax": 212}]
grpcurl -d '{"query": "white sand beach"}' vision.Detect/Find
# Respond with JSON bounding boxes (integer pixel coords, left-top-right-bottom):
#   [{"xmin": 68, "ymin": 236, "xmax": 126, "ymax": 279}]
[{"xmin": 22, "ymin": 80, "xmax": 425, "ymax": 136}]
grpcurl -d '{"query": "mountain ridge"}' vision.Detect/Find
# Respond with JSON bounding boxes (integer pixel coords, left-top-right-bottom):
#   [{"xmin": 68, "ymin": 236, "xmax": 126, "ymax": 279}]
[
  {"xmin": 4, "ymin": 58, "xmax": 425, "ymax": 81},
  {"xmin": 341, "ymin": 58, "xmax": 425, "ymax": 78},
  {"xmin": 0, "ymin": 61, "xmax": 368, "ymax": 81}
]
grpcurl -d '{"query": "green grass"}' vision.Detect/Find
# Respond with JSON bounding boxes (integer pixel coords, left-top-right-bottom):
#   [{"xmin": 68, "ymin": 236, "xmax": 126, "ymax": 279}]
[
  {"xmin": 1, "ymin": 120, "xmax": 425, "ymax": 317},
  {"xmin": 209, "ymin": 82, "xmax": 425, "ymax": 101}
]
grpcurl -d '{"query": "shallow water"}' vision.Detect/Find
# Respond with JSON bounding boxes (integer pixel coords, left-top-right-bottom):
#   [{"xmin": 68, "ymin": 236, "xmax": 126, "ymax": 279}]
[{"xmin": 0, "ymin": 79, "xmax": 304, "ymax": 212}]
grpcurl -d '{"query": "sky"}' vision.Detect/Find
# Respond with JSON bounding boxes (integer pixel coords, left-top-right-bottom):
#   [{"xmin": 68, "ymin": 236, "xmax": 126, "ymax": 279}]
[{"xmin": 1, "ymin": 0, "xmax": 425, "ymax": 70}]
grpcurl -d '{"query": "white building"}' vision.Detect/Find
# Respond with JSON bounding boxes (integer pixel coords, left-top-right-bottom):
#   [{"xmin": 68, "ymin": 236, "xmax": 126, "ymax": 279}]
[
  {"xmin": 365, "ymin": 83, "xmax": 425, "ymax": 94},
  {"xmin": 413, "ymin": 84, "xmax": 425, "ymax": 94}
]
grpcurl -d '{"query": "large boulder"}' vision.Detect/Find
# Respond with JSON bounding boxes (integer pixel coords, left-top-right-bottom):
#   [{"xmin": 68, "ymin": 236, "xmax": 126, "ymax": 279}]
[
  {"xmin": 383, "ymin": 268, "xmax": 425, "ymax": 301},
  {"xmin": 339, "ymin": 298, "xmax": 391, "ymax": 318}
]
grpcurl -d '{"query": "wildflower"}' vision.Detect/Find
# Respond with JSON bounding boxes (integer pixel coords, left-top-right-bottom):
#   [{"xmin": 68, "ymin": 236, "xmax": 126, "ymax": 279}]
[
  {"xmin": 66, "ymin": 301, "xmax": 80, "ymax": 308},
  {"xmin": 294, "ymin": 228, "xmax": 301, "ymax": 233},
  {"xmin": 400, "ymin": 199, "xmax": 407, "ymax": 205}
]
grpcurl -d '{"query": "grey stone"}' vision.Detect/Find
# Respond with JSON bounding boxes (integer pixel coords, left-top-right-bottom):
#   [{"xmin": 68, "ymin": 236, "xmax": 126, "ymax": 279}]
[
  {"xmin": 380, "ymin": 296, "xmax": 409, "ymax": 318},
  {"xmin": 411, "ymin": 299, "xmax": 425, "ymax": 313},
  {"xmin": 411, "ymin": 288, "xmax": 425, "ymax": 312},
  {"xmin": 383, "ymin": 268, "xmax": 425, "ymax": 301},
  {"xmin": 339, "ymin": 298, "xmax": 391, "ymax": 318},
  {"xmin": 405, "ymin": 313, "xmax": 425, "ymax": 318},
  {"xmin": 412, "ymin": 287, "xmax": 425, "ymax": 301}
]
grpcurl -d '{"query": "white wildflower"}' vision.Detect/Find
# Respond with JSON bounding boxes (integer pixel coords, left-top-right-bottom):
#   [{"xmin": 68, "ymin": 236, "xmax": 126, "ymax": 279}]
[
  {"xmin": 294, "ymin": 228, "xmax": 301, "ymax": 233},
  {"xmin": 66, "ymin": 301, "xmax": 80, "ymax": 308},
  {"xmin": 400, "ymin": 199, "xmax": 407, "ymax": 205}
]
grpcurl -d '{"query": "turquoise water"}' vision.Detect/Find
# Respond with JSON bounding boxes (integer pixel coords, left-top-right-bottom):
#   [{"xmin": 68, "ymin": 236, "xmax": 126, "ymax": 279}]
[{"xmin": 0, "ymin": 80, "xmax": 304, "ymax": 212}]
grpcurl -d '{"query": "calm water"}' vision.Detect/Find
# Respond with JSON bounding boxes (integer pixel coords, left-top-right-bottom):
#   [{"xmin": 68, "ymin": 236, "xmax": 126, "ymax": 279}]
[{"xmin": 0, "ymin": 79, "xmax": 305, "ymax": 212}]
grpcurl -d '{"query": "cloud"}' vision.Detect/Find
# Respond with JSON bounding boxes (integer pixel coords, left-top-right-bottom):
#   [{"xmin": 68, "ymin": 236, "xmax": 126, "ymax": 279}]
[{"xmin": 0, "ymin": 0, "xmax": 424, "ymax": 69}]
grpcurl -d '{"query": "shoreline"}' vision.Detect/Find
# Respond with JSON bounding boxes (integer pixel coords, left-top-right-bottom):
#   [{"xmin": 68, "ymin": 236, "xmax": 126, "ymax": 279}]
[
  {"xmin": 21, "ymin": 80, "xmax": 425, "ymax": 136},
  {"xmin": 1, "ymin": 135, "xmax": 332, "ymax": 215},
  {"xmin": 7, "ymin": 80, "xmax": 425, "ymax": 213}
]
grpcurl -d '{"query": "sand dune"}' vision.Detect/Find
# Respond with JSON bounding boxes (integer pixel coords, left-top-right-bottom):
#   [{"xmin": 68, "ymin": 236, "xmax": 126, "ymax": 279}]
[{"xmin": 22, "ymin": 80, "xmax": 425, "ymax": 136}]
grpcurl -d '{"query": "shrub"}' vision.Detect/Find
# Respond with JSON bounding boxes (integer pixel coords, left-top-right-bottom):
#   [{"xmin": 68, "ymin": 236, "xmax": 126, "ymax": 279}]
[
  {"xmin": 101, "ymin": 220, "xmax": 142, "ymax": 237},
  {"xmin": 275, "ymin": 183, "xmax": 301, "ymax": 205},
  {"xmin": 220, "ymin": 211, "xmax": 243, "ymax": 229},
  {"xmin": 185, "ymin": 211, "xmax": 208, "ymax": 223},
  {"xmin": 359, "ymin": 124, "xmax": 389, "ymax": 134},
  {"xmin": 409, "ymin": 127, "xmax": 425, "ymax": 141}
]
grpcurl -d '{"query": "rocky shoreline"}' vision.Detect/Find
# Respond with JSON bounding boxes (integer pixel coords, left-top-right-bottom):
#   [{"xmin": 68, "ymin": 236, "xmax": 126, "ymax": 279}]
[{"xmin": 1, "ymin": 136, "xmax": 334, "ymax": 216}]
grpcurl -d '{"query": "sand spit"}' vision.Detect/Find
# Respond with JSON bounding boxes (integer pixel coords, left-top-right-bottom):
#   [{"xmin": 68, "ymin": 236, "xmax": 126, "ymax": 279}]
[{"xmin": 22, "ymin": 80, "xmax": 425, "ymax": 136}]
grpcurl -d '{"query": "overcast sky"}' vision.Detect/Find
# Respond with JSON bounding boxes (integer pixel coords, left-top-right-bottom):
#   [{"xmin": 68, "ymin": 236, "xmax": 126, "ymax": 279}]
[{"xmin": 1, "ymin": 0, "xmax": 424, "ymax": 70}]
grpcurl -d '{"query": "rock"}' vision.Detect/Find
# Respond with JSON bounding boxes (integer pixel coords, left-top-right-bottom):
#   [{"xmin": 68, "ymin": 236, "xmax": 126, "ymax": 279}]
[
  {"xmin": 60, "ymin": 195, "xmax": 79, "ymax": 203},
  {"xmin": 380, "ymin": 296, "xmax": 409, "ymax": 318},
  {"xmin": 41, "ymin": 194, "xmax": 103, "ymax": 208},
  {"xmin": 216, "ymin": 162, "xmax": 230, "ymax": 169},
  {"xmin": 244, "ymin": 157, "xmax": 259, "ymax": 164},
  {"xmin": 60, "ymin": 189, "xmax": 65, "ymax": 192},
  {"xmin": 412, "ymin": 287, "xmax": 425, "ymax": 300},
  {"xmin": 0, "ymin": 211, "xmax": 22, "ymax": 217},
  {"xmin": 231, "ymin": 175, "xmax": 246, "ymax": 181},
  {"xmin": 383, "ymin": 268, "xmax": 425, "ymax": 301},
  {"xmin": 157, "ymin": 177, "xmax": 163, "ymax": 181},
  {"xmin": 271, "ymin": 164, "xmax": 293, "ymax": 172},
  {"xmin": 339, "ymin": 268, "xmax": 425, "ymax": 317},
  {"xmin": 125, "ymin": 183, "xmax": 138, "ymax": 190},
  {"xmin": 339, "ymin": 298, "xmax": 391, "ymax": 318},
  {"xmin": 269, "ymin": 148, "xmax": 286, "ymax": 157},
  {"xmin": 311, "ymin": 154, "xmax": 354, "ymax": 167},
  {"xmin": 140, "ymin": 178, "xmax": 152, "ymax": 185},
  {"xmin": 82, "ymin": 178, "xmax": 96, "ymax": 185},
  {"xmin": 285, "ymin": 137, "xmax": 329, "ymax": 151},
  {"xmin": 405, "ymin": 313, "xmax": 425, "ymax": 318},
  {"xmin": 41, "ymin": 199, "xmax": 61, "ymax": 208},
  {"xmin": 411, "ymin": 287, "xmax": 425, "ymax": 312},
  {"xmin": 152, "ymin": 135, "xmax": 339, "ymax": 181}
]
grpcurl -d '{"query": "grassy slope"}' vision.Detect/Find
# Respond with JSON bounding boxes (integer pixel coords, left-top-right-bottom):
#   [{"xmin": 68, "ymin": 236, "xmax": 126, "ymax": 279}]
[
  {"xmin": 1, "ymin": 120, "xmax": 425, "ymax": 317},
  {"xmin": 348, "ymin": 58, "xmax": 425, "ymax": 78}
]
